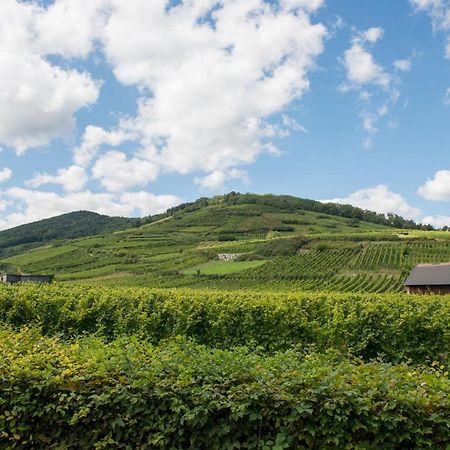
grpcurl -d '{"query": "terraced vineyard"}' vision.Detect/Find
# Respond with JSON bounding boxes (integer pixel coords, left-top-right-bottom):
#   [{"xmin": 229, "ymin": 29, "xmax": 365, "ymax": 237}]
[
  {"xmin": 225, "ymin": 241, "xmax": 450, "ymax": 292},
  {"xmin": 1, "ymin": 193, "xmax": 449, "ymax": 292}
]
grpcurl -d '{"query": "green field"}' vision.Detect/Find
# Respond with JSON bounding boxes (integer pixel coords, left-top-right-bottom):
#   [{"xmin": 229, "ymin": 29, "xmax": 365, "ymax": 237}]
[{"xmin": 183, "ymin": 259, "xmax": 267, "ymax": 275}]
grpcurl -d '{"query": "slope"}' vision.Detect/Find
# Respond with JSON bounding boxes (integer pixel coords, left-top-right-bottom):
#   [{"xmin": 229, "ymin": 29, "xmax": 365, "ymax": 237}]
[
  {"xmin": 1, "ymin": 193, "xmax": 447, "ymax": 293},
  {"xmin": 0, "ymin": 211, "xmax": 137, "ymax": 258}
]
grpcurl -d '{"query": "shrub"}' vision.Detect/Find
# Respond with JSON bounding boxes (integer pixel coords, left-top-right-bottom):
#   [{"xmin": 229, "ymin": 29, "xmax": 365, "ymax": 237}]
[
  {"xmin": 1, "ymin": 284, "xmax": 450, "ymax": 363},
  {"xmin": 1, "ymin": 328, "xmax": 450, "ymax": 449}
]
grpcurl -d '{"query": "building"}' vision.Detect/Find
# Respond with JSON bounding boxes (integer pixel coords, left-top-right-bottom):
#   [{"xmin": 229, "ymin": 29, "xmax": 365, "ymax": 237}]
[
  {"xmin": 1, "ymin": 274, "xmax": 54, "ymax": 284},
  {"xmin": 404, "ymin": 263, "xmax": 450, "ymax": 294},
  {"xmin": 217, "ymin": 253, "xmax": 239, "ymax": 261}
]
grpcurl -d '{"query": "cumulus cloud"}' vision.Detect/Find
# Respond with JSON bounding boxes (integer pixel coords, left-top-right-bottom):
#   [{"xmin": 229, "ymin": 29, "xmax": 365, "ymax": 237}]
[
  {"xmin": 340, "ymin": 31, "xmax": 390, "ymax": 90},
  {"xmin": 73, "ymin": 125, "xmax": 136, "ymax": 167},
  {"xmin": 421, "ymin": 215, "xmax": 450, "ymax": 228},
  {"xmin": 97, "ymin": 0, "xmax": 326, "ymax": 186},
  {"xmin": 324, "ymin": 184, "xmax": 422, "ymax": 219},
  {"xmin": 0, "ymin": 168, "xmax": 12, "ymax": 183},
  {"xmin": 32, "ymin": 0, "xmax": 108, "ymax": 58},
  {"xmin": 92, "ymin": 151, "xmax": 160, "ymax": 192},
  {"xmin": 194, "ymin": 168, "xmax": 249, "ymax": 189},
  {"xmin": 361, "ymin": 27, "xmax": 384, "ymax": 43},
  {"xmin": 26, "ymin": 165, "xmax": 88, "ymax": 192},
  {"xmin": 0, "ymin": 0, "xmax": 101, "ymax": 154},
  {"xmin": 418, "ymin": 169, "xmax": 450, "ymax": 200},
  {"xmin": 0, "ymin": 188, "xmax": 181, "ymax": 230},
  {"xmin": 120, "ymin": 191, "xmax": 182, "ymax": 216}
]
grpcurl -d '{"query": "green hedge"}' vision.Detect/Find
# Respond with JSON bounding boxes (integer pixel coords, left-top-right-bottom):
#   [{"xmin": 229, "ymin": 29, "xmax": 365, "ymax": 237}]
[
  {"xmin": 1, "ymin": 327, "xmax": 450, "ymax": 449},
  {"xmin": 1, "ymin": 284, "xmax": 450, "ymax": 364}
]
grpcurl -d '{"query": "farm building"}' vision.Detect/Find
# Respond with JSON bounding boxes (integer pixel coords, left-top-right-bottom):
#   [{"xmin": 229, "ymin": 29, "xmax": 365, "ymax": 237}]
[
  {"xmin": 404, "ymin": 263, "xmax": 450, "ymax": 294},
  {"xmin": 217, "ymin": 253, "xmax": 239, "ymax": 261},
  {"xmin": 1, "ymin": 274, "xmax": 54, "ymax": 284}
]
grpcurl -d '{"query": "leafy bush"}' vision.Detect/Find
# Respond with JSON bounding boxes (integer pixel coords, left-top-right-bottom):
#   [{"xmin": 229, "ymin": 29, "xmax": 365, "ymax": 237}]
[
  {"xmin": 1, "ymin": 284, "xmax": 450, "ymax": 363},
  {"xmin": 257, "ymin": 236, "xmax": 309, "ymax": 257},
  {"xmin": 1, "ymin": 327, "xmax": 450, "ymax": 449},
  {"xmin": 217, "ymin": 233, "xmax": 237, "ymax": 241}
]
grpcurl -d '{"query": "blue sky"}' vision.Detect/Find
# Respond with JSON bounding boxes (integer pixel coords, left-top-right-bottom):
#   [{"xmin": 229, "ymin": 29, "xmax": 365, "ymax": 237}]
[{"xmin": 0, "ymin": 0, "xmax": 449, "ymax": 229}]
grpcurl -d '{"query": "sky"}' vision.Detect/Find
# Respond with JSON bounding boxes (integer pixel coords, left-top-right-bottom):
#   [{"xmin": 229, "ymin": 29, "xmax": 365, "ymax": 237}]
[{"xmin": 0, "ymin": 0, "xmax": 450, "ymax": 230}]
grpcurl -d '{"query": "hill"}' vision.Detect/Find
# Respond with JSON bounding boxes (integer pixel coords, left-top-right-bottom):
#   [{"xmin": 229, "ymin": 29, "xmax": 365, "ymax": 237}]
[
  {"xmin": 0, "ymin": 193, "xmax": 447, "ymax": 292},
  {"xmin": 0, "ymin": 211, "xmax": 137, "ymax": 258}
]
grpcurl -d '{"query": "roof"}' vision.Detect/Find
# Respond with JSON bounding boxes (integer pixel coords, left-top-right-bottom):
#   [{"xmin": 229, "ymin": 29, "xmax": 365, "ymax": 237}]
[{"xmin": 404, "ymin": 263, "xmax": 450, "ymax": 286}]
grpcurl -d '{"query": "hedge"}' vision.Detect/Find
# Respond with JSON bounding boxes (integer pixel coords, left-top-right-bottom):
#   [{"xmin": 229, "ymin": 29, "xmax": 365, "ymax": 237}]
[
  {"xmin": 1, "ymin": 327, "xmax": 450, "ymax": 449},
  {"xmin": 1, "ymin": 284, "xmax": 450, "ymax": 364}
]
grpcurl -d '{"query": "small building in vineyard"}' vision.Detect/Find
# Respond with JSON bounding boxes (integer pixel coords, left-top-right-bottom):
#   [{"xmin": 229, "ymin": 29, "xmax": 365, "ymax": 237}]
[
  {"xmin": 404, "ymin": 263, "xmax": 450, "ymax": 294},
  {"xmin": 1, "ymin": 274, "xmax": 54, "ymax": 284},
  {"xmin": 217, "ymin": 253, "xmax": 239, "ymax": 261}
]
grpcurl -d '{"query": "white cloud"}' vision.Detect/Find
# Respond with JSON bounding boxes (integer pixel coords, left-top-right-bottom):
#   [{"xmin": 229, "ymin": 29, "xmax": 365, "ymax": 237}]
[
  {"xmin": 32, "ymin": 0, "xmax": 108, "ymax": 58},
  {"xmin": 120, "ymin": 191, "xmax": 182, "ymax": 216},
  {"xmin": 26, "ymin": 165, "xmax": 88, "ymax": 192},
  {"xmin": 0, "ymin": 168, "xmax": 12, "ymax": 183},
  {"xmin": 98, "ymin": 0, "xmax": 326, "ymax": 184},
  {"xmin": 280, "ymin": 0, "xmax": 324, "ymax": 12},
  {"xmin": 411, "ymin": 0, "xmax": 450, "ymax": 57},
  {"xmin": 393, "ymin": 59, "xmax": 412, "ymax": 71},
  {"xmin": 0, "ymin": 188, "xmax": 181, "ymax": 230},
  {"xmin": 92, "ymin": 151, "xmax": 159, "ymax": 192},
  {"xmin": 361, "ymin": 27, "xmax": 384, "ymax": 43},
  {"xmin": 194, "ymin": 168, "xmax": 249, "ymax": 189},
  {"xmin": 418, "ymin": 169, "xmax": 450, "ymax": 200},
  {"xmin": 324, "ymin": 184, "xmax": 421, "ymax": 219},
  {"xmin": 340, "ymin": 40, "xmax": 390, "ymax": 90},
  {"xmin": 73, "ymin": 125, "xmax": 136, "ymax": 167},
  {"xmin": 421, "ymin": 215, "xmax": 450, "ymax": 228},
  {"xmin": 0, "ymin": 0, "xmax": 100, "ymax": 154},
  {"xmin": 339, "ymin": 28, "xmax": 405, "ymax": 148}
]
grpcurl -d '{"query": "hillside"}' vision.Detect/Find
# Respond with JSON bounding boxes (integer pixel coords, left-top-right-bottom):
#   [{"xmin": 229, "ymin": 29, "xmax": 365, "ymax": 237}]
[
  {"xmin": 2, "ymin": 192, "xmax": 448, "ymax": 292},
  {"xmin": 0, "ymin": 210, "xmax": 137, "ymax": 258}
]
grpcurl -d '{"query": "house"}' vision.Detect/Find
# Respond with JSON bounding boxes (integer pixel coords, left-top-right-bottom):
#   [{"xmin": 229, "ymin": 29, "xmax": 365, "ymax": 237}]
[
  {"xmin": 1, "ymin": 274, "xmax": 54, "ymax": 284},
  {"xmin": 404, "ymin": 263, "xmax": 450, "ymax": 294}
]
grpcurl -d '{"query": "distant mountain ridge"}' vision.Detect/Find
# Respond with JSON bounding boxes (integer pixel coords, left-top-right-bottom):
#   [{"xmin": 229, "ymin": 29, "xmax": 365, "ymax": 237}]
[{"xmin": 0, "ymin": 211, "xmax": 137, "ymax": 257}]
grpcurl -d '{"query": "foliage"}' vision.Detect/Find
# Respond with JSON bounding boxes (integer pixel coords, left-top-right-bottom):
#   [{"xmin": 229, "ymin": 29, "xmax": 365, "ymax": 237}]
[
  {"xmin": 256, "ymin": 236, "xmax": 309, "ymax": 257},
  {"xmin": 1, "ymin": 327, "xmax": 450, "ymax": 449},
  {"xmin": 1, "ymin": 284, "xmax": 450, "ymax": 364},
  {"xmin": 0, "ymin": 211, "xmax": 136, "ymax": 257},
  {"xmin": 164, "ymin": 192, "xmax": 432, "ymax": 230}
]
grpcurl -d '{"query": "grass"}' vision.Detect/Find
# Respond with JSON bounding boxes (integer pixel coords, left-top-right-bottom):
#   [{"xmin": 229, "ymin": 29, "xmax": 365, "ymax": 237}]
[{"xmin": 183, "ymin": 259, "xmax": 267, "ymax": 275}]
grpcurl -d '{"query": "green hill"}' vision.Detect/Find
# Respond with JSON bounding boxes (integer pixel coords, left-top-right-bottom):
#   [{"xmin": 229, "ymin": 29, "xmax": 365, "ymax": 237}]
[
  {"xmin": 0, "ymin": 210, "xmax": 137, "ymax": 258},
  {"xmin": 0, "ymin": 193, "xmax": 447, "ymax": 292}
]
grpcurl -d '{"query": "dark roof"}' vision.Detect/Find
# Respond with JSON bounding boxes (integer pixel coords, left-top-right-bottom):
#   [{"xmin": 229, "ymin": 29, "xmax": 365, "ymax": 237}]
[{"xmin": 404, "ymin": 263, "xmax": 450, "ymax": 286}]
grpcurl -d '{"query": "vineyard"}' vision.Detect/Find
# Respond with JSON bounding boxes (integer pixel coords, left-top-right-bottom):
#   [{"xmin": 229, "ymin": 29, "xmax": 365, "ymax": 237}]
[
  {"xmin": 1, "ymin": 283, "xmax": 450, "ymax": 448},
  {"xmin": 223, "ymin": 241, "xmax": 450, "ymax": 292}
]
